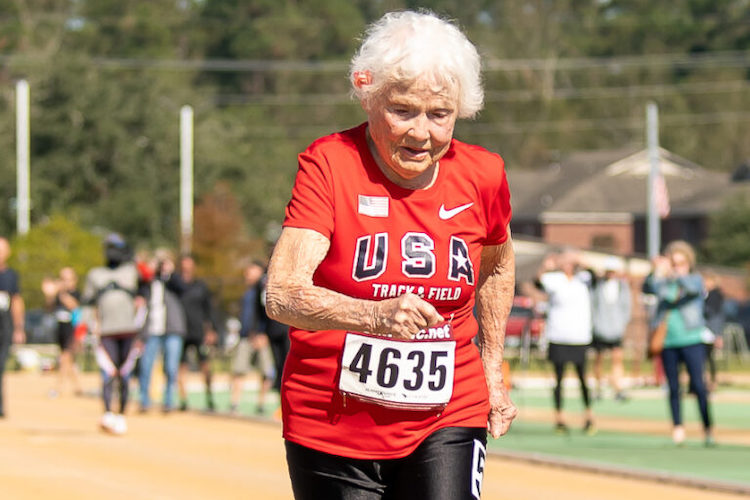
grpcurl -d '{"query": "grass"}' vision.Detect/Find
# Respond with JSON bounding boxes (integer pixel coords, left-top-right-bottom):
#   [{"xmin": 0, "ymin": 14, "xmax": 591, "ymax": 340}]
[
  {"xmin": 180, "ymin": 365, "xmax": 750, "ymax": 488},
  {"xmin": 512, "ymin": 386, "xmax": 750, "ymax": 429},
  {"xmin": 490, "ymin": 419, "xmax": 750, "ymax": 486}
]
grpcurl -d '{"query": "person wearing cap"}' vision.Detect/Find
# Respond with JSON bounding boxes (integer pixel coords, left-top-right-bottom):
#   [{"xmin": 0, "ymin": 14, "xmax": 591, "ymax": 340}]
[
  {"xmin": 591, "ymin": 257, "xmax": 632, "ymax": 401},
  {"xmin": 82, "ymin": 233, "xmax": 144, "ymax": 435}
]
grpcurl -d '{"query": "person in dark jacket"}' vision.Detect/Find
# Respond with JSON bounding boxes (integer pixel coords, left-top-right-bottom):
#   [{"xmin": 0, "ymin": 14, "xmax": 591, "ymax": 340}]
[
  {"xmin": 702, "ymin": 271, "xmax": 726, "ymax": 392},
  {"xmin": 0, "ymin": 237, "xmax": 25, "ymax": 418},
  {"xmin": 229, "ymin": 261, "xmax": 275, "ymax": 414},
  {"xmin": 173, "ymin": 255, "xmax": 219, "ymax": 412}
]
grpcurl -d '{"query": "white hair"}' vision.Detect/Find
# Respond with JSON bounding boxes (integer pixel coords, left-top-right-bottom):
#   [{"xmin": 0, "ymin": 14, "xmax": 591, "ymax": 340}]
[{"xmin": 349, "ymin": 10, "xmax": 484, "ymax": 119}]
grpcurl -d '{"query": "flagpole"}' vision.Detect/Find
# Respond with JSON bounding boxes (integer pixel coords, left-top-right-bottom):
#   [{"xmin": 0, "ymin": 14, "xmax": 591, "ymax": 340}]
[{"xmin": 646, "ymin": 102, "xmax": 660, "ymax": 260}]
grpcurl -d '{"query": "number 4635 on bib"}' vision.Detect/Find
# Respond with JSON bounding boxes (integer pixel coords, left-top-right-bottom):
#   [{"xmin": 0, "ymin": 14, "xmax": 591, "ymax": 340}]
[{"xmin": 339, "ymin": 332, "xmax": 456, "ymax": 411}]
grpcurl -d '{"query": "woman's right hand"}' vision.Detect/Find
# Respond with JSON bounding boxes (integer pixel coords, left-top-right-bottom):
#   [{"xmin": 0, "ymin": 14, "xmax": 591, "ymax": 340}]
[
  {"xmin": 652, "ymin": 255, "xmax": 671, "ymax": 278},
  {"xmin": 371, "ymin": 293, "xmax": 444, "ymax": 339}
]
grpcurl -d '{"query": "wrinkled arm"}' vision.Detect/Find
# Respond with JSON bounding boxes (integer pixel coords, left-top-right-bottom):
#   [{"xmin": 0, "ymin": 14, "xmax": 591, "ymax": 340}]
[
  {"xmin": 265, "ymin": 227, "xmax": 442, "ymax": 338},
  {"xmin": 475, "ymin": 236, "xmax": 517, "ymax": 438}
]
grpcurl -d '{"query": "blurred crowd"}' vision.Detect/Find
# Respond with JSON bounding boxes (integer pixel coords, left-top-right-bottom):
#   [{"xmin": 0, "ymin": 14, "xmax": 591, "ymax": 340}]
[
  {"xmin": 2, "ymin": 232, "xmax": 749, "ymax": 444},
  {"xmin": 518, "ymin": 240, "xmax": 746, "ymax": 445},
  {"xmin": 0, "ymin": 234, "xmax": 288, "ymax": 435}
]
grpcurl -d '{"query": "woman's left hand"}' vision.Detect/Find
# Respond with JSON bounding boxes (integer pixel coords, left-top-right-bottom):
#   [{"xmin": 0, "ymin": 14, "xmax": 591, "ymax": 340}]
[{"xmin": 487, "ymin": 384, "xmax": 518, "ymax": 439}]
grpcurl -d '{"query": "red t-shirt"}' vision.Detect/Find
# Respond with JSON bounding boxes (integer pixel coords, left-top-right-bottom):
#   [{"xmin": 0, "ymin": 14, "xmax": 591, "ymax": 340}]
[{"xmin": 281, "ymin": 123, "xmax": 512, "ymax": 459}]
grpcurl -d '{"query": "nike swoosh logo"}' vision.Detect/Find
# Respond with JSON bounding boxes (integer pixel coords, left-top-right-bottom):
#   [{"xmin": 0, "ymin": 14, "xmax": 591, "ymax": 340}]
[{"xmin": 439, "ymin": 202, "xmax": 474, "ymax": 220}]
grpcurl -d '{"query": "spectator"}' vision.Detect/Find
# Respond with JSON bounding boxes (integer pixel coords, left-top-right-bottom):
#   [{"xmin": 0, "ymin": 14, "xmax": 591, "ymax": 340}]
[
  {"xmin": 591, "ymin": 257, "xmax": 632, "ymax": 401},
  {"xmin": 82, "ymin": 234, "xmax": 143, "ymax": 435},
  {"xmin": 641, "ymin": 256, "xmax": 669, "ymax": 387},
  {"xmin": 260, "ymin": 269, "xmax": 289, "ymax": 394},
  {"xmin": 229, "ymin": 262, "xmax": 275, "ymax": 414},
  {"xmin": 644, "ymin": 241, "xmax": 713, "ymax": 446},
  {"xmin": 702, "ymin": 271, "xmax": 726, "ymax": 392},
  {"xmin": 138, "ymin": 249, "xmax": 186, "ymax": 413},
  {"xmin": 43, "ymin": 267, "xmax": 83, "ymax": 398},
  {"xmin": 173, "ymin": 255, "xmax": 219, "ymax": 412},
  {"xmin": 536, "ymin": 250, "xmax": 595, "ymax": 435},
  {"xmin": 0, "ymin": 237, "xmax": 26, "ymax": 418}
]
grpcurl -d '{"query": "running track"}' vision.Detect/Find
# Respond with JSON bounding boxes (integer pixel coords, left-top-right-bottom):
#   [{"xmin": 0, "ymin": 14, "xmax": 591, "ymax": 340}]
[{"xmin": 1, "ymin": 372, "xmax": 746, "ymax": 500}]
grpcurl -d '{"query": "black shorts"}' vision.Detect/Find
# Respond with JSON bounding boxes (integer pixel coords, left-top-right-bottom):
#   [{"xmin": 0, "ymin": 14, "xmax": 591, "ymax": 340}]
[
  {"xmin": 180, "ymin": 337, "xmax": 210, "ymax": 364},
  {"xmin": 285, "ymin": 426, "xmax": 487, "ymax": 500},
  {"xmin": 591, "ymin": 338, "xmax": 622, "ymax": 352},
  {"xmin": 548, "ymin": 343, "xmax": 588, "ymax": 365},
  {"xmin": 57, "ymin": 322, "xmax": 75, "ymax": 351}
]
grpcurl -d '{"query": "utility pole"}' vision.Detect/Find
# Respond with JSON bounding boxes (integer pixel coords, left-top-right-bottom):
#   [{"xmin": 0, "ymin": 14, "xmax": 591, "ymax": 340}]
[
  {"xmin": 646, "ymin": 102, "xmax": 660, "ymax": 260},
  {"xmin": 16, "ymin": 80, "xmax": 30, "ymax": 235},
  {"xmin": 180, "ymin": 105, "xmax": 194, "ymax": 255}
]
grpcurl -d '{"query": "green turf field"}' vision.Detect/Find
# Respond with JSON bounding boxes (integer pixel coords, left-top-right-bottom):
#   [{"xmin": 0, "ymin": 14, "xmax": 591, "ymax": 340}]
[
  {"xmin": 511, "ymin": 386, "xmax": 750, "ymax": 429},
  {"xmin": 185, "ymin": 384, "xmax": 750, "ymax": 489},
  {"xmin": 184, "ymin": 387, "xmax": 279, "ymax": 416},
  {"xmin": 501, "ymin": 385, "xmax": 750, "ymax": 487},
  {"xmin": 488, "ymin": 419, "xmax": 750, "ymax": 486}
]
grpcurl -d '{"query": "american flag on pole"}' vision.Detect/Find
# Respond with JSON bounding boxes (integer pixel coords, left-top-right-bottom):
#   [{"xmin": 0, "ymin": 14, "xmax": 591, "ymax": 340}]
[{"xmin": 654, "ymin": 172, "xmax": 670, "ymax": 219}]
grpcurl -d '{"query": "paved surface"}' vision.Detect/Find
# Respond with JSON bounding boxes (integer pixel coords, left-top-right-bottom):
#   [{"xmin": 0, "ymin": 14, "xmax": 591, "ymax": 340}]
[{"xmin": 1, "ymin": 371, "xmax": 748, "ymax": 500}]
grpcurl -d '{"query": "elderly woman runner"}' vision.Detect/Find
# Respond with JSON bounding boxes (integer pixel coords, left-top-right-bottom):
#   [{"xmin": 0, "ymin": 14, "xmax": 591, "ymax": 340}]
[{"xmin": 266, "ymin": 11, "xmax": 517, "ymax": 499}]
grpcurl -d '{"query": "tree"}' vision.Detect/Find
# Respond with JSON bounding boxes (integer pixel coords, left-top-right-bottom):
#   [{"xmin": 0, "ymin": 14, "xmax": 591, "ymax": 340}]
[
  {"xmin": 8, "ymin": 214, "xmax": 103, "ymax": 309},
  {"xmin": 191, "ymin": 181, "xmax": 266, "ymax": 313},
  {"xmin": 702, "ymin": 192, "xmax": 750, "ymax": 267}
]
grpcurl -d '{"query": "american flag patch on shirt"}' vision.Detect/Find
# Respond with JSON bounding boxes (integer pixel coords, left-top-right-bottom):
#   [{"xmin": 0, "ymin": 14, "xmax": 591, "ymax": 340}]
[{"xmin": 358, "ymin": 195, "xmax": 389, "ymax": 218}]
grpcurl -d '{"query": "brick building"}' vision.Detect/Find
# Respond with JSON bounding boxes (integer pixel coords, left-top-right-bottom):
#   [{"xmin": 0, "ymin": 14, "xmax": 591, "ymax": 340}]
[{"xmin": 507, "ymin": 147, "xmax": 745, "ymax": 255}]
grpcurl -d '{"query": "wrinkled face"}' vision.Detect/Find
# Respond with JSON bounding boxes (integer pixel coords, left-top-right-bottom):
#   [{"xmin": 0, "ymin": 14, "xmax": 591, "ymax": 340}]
[{"xmin": 366, "ymin": 79, "xmax": 458, "ymax": 182}]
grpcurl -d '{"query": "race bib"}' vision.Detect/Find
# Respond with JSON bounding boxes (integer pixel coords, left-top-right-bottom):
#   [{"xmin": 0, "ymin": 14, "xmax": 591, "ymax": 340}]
[{"xmin": 339, "ymin": 326, "xmax": 456, "ymax": 411}]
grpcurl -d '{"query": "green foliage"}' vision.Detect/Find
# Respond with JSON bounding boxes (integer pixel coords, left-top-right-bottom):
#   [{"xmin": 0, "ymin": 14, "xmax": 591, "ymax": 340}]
[
  {"xmin": 1, "ymin": 0, "xmax": 750, "ymax": 282},
  {"xmin": 702, "ymin": 192, "xmax": 750, "ymax": 267},
  {"xmin": 8, "ymin": 214, "xmax": 103, "ymax": 309}
]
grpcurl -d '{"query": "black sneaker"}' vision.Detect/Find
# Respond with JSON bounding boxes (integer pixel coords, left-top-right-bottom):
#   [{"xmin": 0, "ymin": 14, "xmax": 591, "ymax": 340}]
[
  {"xmin": 583, "ymin": 420, "xmax": 597, "ymax": 436},
  {"xmin": 179, "ymin": 400, "xmax": 188, "ymax": 412},
  {"xmin": 555, "ymin": 422, "xmax": 569, "ymax": 434}
]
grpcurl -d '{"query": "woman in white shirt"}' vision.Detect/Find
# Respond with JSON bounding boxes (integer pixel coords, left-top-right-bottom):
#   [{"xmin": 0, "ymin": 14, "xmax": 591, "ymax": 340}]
[{"xmin": 537, "ymin": 250, "xmax": 595, "ymax": 435}]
